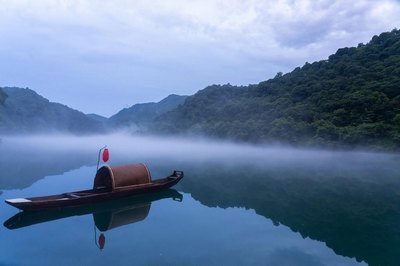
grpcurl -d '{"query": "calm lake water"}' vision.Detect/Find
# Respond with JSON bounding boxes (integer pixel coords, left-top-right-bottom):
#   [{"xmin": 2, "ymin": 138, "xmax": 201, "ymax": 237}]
[{"xmin": 1, "ymin": 135, "xmax": 399, "ymax": 265}]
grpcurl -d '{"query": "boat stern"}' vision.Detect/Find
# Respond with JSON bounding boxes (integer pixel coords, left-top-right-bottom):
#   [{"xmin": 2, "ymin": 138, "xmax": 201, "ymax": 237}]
[{"xmin": 5, "ymin": 198, "xmax": 31, "ymax": 209}]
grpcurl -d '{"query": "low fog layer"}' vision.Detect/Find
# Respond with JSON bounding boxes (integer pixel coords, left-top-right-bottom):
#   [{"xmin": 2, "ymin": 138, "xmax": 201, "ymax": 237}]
[
  {"xmin": 2, "ymin": 133, "xmax": 399, "ymax": 190},
  {"xmin": 2, "ymin": 133, "xmax": 399, "ymax": 168}
]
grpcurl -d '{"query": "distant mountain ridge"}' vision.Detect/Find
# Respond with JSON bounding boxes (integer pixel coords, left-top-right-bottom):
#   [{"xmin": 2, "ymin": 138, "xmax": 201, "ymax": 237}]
[
  {"xmin": 86, "ymin": 113, "xmax": 108, "ymax": 123},
  {"xmin": 108, "ymin": 94, "xmax": 187, "ymax": 129},
  {"xmin": 0, "ymin": 87, "xmax": 187, "ymax": 135},
  {"xmin": 0, "ymin": 87, "xmax": 104, "ymax": 134}
]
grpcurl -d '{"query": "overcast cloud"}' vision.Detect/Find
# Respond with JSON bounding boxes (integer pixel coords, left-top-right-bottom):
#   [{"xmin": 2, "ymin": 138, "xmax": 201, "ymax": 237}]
[{"xmin": 0, "ymin": 0, "xmax": 399, "ymax": 116}]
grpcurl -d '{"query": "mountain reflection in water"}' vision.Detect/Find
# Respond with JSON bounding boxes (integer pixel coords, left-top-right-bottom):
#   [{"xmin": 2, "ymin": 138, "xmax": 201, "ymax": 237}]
[
  {"xmin": 177, "ymin": 154, "xmax": 400, "ymax": 266},
  {"xmin": 0, "ymin": 142, "xmax": 93, "ymax": 190}
]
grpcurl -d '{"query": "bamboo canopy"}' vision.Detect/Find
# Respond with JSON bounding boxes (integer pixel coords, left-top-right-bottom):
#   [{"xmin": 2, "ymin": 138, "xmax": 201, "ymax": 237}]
[{"xmin": 93, "ymin": 163, "xmax": 152, "ymax": 191}]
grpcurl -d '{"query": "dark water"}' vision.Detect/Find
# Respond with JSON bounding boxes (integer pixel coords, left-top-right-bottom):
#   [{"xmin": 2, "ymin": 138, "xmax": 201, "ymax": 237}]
[{"xmin": 1, "ymin": 135, "xmax": 400, "ymax": 265}]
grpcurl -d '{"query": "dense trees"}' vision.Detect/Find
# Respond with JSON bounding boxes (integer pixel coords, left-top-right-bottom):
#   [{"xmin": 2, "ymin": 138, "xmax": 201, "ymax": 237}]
[
  {"xmin": 0, "ymin": 88, "xmax": 7, "ymax": 105},
  {"xmin": 153, "ymin": 29, "xmax": 400, "ymax": 151}
]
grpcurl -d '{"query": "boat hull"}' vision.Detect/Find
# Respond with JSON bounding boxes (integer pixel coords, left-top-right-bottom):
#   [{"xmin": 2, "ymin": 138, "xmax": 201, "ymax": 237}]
[{"xmin": 5, "ymin": 171, "xmax": 183, "ymax": 211}]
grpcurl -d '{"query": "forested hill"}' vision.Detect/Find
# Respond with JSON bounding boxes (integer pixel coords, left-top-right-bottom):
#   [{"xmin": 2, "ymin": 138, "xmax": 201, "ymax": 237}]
[
  {"xmin": 152, "ymin": 29, "xmax": 400, "ymax": 151},
  {"xmin": 0, "ymin": 87, "xmax": 105, "ymax": 134}
]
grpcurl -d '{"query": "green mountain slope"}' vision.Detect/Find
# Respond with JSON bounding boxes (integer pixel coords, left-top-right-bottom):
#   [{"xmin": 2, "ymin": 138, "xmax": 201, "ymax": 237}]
[
  {"xmin": 108, "ymin": 94, "xmax": 187, "ymax": 129},
  {"xmin": 0, "ymin": 88, "xmax": 7, "ymax": 105},
  {"xmin": 0, "ymin": 87, "xmax": 105, "ymax": 134},
  {"xmin": 153, "ymin": 29, "xmax": 400, "ymax": 151}
]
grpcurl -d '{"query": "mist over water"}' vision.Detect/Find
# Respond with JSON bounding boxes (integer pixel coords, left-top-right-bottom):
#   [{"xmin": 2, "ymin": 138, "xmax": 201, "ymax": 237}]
[
  {"xmin": 1, "ymin": 133, "xmax": 399, "ymax": 193},
  {"xmin": 1, "ymin": 134, "xmax": 399, "ymax": 265},
  {"xmin": 3, "ymin": 133, "xmax": 398, "ymax": 164},
  {"xmin": 2, "ymin": 133, "xmax": 399, "ymax": 185}
]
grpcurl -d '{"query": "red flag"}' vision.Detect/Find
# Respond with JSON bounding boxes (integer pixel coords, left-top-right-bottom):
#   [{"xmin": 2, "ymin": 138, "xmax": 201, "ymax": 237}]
[{"xmin": 102, "ymin": 148, "xmax": 109, "ymax": 163}]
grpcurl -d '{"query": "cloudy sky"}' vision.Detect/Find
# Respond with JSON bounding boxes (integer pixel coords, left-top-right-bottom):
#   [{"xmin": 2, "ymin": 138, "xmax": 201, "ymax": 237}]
[{"xmin": 0, "ymin": 0, "xmax": 399, "ymax": 116}]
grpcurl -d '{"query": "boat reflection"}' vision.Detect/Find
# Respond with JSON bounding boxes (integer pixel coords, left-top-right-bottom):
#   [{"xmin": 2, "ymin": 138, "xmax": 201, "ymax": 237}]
[
  {"xmin": 4, "ymin": 189, "xmax": 183, "ymax": 233},
  {"xmin": 0, "ymin": 144, "xmax": 94, "ymax": 190}
]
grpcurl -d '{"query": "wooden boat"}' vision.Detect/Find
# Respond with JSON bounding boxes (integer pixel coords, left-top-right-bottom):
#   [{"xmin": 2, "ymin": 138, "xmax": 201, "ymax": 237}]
[
  {"xmin": 5, "ymin": 163, "xmax": 183, "ymax": 211},
  {"xmin": 4, "ymin": 189, "xmax": 183, "ymax": 230}
]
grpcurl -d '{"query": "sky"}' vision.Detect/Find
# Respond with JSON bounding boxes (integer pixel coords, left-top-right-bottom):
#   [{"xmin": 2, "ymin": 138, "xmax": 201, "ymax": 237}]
[{"xmin": 0, "ymin": 0, "xmax": 399, "ymax": 117}]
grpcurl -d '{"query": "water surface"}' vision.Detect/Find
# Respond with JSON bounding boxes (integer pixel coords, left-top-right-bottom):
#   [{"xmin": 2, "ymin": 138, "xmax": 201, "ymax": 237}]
[{"xmin": 1, "ymin": 135, "xmax": 399, "ymax": 265}]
